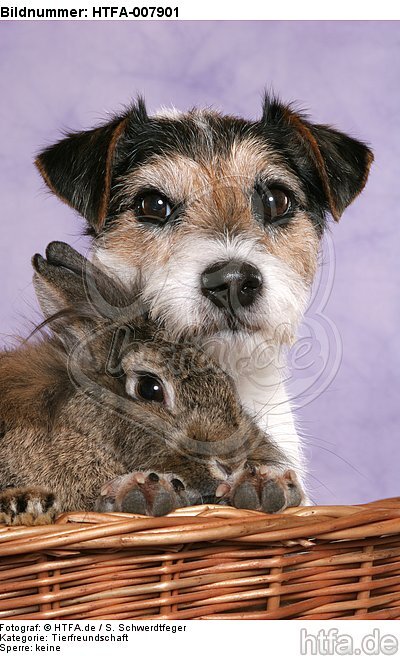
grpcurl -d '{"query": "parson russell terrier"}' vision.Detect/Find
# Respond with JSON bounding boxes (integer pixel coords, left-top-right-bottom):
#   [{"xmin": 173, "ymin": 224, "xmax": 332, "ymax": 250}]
[{"xmin": 35, "ymin": 94, "xmax": 373, "ymax": 502}]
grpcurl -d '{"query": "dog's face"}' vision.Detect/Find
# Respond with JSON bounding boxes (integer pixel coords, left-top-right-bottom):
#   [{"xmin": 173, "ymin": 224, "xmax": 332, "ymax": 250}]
[{"xmin": 36, "ymin": 95, "xmax": 373, "ymax": 344}]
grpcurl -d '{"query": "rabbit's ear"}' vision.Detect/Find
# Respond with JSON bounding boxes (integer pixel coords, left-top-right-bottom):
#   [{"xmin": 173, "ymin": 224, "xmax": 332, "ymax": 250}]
[
  {"xmin": 32, "ymin": 241, "xmax": 140, "ymax": 340},
  {"xmin": 32, "ymin": 242, "xmax": 114, "ymax": 350},
  {"xmin": 32, "ymin": 243, "xmax": 91, "ymax": 320}
]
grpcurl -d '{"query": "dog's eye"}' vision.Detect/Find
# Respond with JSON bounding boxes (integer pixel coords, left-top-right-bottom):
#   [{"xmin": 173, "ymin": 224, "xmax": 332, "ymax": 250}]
[
  {"xmin": 265, "ymin": 188, "xmax": 291, "ymax": 219},
  {"xmin": 253, "ymin": 185, "xmax": 292, "ymax": 225},
  {"xmin": 135, "ymin": 192, "xmax": 172, "ymax": 224},
  {"xmin": 135, "ymin": 374, "xmax": 165, "ymax": 403}
]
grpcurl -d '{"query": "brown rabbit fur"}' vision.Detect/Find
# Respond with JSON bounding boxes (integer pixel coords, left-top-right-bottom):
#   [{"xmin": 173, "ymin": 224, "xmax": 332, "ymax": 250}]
[{"xmin": 0, "ymin": 242, "xmax": 303, "ymax": 524}]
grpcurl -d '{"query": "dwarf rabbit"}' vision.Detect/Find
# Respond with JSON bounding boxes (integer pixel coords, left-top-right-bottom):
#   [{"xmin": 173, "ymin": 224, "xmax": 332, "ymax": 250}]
[{"xmin": 0, "ymin": 242, "xmax": 303, "ymax": 525}]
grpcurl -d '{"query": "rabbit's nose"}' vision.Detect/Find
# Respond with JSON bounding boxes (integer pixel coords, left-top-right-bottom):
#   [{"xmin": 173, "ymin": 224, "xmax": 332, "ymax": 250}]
[{"xmin": 201, "ymin": 260, "xmax": 263, "ymax": 311}]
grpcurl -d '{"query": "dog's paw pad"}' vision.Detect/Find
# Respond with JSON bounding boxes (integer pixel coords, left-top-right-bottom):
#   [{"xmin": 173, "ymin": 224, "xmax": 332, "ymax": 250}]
[
  {"xmin": 120, "ymin": 488, "xmax": 148, "ymax": 515},
  {"xmin": 260, "ymin": 479, "xmax": 287, "ymax": 513},
  {"xmin": 0, "ymin": 487, "xmax": 58, "ymax": 525},
  {"xmin": 284, "ymin": 471, "xmax": 304, "ymax": 508},
  {"xmin": 151, "ymin": 488, "xmax": 176, "ymax": 516},
  {"xmin": 229, "ymin": 466, "xmax": 305, "ymax": 514},
  {"xmin": 95, "ymin": 471, "xmax": 188, "ymax": 517},
  {"xmin": 231, "ymin": 480, "xmax": 260, "ymax": 510}
]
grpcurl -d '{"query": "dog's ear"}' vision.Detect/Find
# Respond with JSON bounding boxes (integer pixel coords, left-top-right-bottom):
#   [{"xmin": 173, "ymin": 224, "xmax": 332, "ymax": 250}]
[
  {"xmin": 262, "ymin": 95, "xmax": 374, "ymax": 221},
  {"xmin": 35, "ymin": 98, "xmax": 148, "ymax": 232}
]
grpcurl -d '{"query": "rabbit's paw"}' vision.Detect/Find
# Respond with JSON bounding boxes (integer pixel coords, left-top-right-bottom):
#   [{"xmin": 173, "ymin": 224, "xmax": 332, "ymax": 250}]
[
  {"xmin": 95, "ymin": 472, "xmax": 189, "ymax": 517},
  {"xmin": 0, "ymin": 487, "xmax": 59, "ymax": 525},
  {"xmin": 219, "ymin": 465, "xmax": 305, "ymax": 513}
]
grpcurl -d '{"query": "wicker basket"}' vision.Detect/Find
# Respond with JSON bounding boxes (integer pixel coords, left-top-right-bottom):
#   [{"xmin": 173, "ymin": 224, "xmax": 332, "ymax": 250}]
[{"xmin": 1, "ymin": 498, "xmax": 400, "ymax": 620}]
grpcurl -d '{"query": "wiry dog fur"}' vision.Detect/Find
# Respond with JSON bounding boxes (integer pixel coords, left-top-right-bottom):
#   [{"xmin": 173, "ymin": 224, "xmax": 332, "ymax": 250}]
[{"xmin": 35, "ymin": 94, "xmax": 374, "ymax": 498}]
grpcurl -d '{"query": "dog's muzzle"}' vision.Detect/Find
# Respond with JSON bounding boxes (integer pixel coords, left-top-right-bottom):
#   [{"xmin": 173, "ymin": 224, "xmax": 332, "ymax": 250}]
[{"xmin": 201, "ymin": 260, "xmax": 263, "ymax": 313}]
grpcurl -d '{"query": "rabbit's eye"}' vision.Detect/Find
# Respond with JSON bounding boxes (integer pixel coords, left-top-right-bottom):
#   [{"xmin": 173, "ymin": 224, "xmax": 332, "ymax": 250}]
[{"xmin": 135, "ymin": 374, "xmax": 165, "ymax": 404}]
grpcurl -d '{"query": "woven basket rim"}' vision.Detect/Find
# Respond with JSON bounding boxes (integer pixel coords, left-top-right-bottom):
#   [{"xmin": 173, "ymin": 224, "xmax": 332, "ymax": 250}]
[
  {"xmin": 1, "ymin": 497, "xmax": 400, "ymax": 556},
  {"xmin": 2, "ymin": 497, "xmax": 400, "ymax": 621}
]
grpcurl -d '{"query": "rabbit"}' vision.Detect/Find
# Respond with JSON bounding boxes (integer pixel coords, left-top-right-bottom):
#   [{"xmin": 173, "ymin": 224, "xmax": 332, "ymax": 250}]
[{"xmin": 0, "ymin": 242, "xmax": 304, "ymax": 525}]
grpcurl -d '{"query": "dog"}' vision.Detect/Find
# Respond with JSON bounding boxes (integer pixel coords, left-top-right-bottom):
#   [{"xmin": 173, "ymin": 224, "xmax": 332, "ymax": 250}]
[{"xmin": 35, "ymin": 93, "xmax": 373, "ymax": 499}]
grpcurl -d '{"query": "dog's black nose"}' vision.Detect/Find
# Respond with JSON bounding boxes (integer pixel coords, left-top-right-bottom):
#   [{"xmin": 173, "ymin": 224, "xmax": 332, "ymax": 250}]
[{"xmin": 201, "ymin": 261, "xmax": 263, "ymax": 311}]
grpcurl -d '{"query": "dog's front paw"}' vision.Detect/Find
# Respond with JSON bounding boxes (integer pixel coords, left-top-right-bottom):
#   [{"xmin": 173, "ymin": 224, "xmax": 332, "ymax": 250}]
[
  {"xmin": 95, "ymin": 472, "xmax": 189, "ymax": 517},
  {"xmin": 0, "ymin": 487, "xmax": 59, "ymax": 525},
  {"xmin": 220, "ymin": 464, "xmax": 305, "ymax": 513}
]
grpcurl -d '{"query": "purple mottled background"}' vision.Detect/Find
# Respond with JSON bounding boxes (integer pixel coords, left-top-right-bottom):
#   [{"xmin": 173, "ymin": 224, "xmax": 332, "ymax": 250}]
[{"xmin": 0, "ymin": 21, "xmax": 398, "ymax": 504}]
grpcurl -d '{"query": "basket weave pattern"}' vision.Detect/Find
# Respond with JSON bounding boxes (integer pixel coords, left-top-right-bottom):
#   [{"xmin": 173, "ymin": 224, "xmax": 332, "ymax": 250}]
[{"xmin": 1, "ymin": 499, "xmax": 400, "ymax": 620}]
